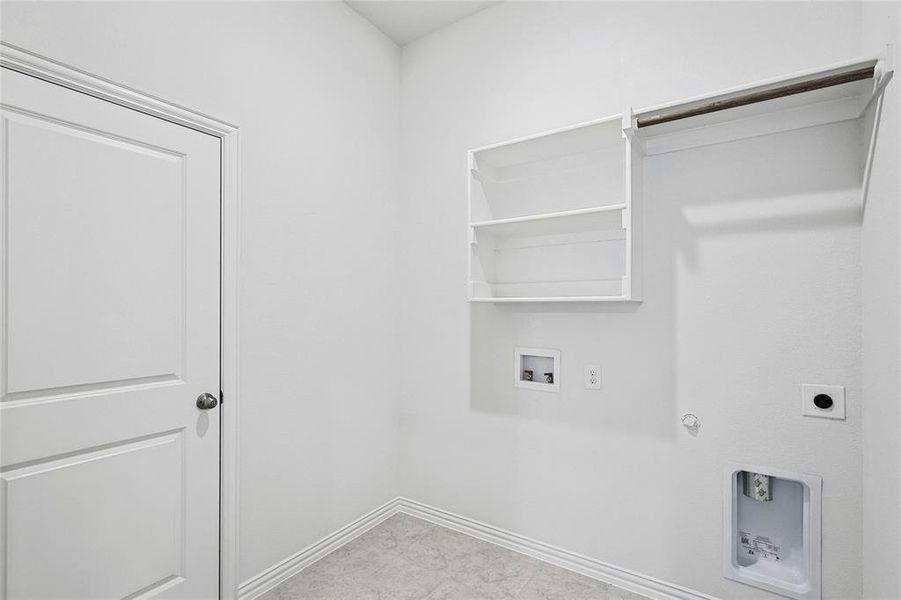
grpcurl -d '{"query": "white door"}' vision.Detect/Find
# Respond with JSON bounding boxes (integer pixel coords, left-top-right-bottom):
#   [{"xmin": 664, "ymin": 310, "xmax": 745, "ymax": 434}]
[{"xmin": 0, "ymin": 67, "xmax": 221, "ymax": 599}]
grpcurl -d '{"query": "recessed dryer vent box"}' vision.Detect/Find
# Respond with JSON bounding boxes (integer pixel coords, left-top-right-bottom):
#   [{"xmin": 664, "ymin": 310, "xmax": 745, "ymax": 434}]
[
  {"xmin": 514, "ymin": 347, "xmax": 560, "ymax": 392},
  {"xmin": 724, "ymin": 464, "xmax": 822, "ymax": 600}
]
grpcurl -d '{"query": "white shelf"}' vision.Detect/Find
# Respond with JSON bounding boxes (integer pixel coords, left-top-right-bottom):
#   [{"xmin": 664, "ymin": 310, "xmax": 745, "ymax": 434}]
[
  {"xmin": 470, "ymin": 205, "xmax": 625, "ymax": 238},
  {"xmin": 633, "ymin": 55, "xmax": 893, "ymax": 156},
  {"xmin": 466, "ymin": 51, "xmax": 892, "ymax": 304},
  {"xmin": 470, "ymin": 296, "xmax": 637, "ymax": 303},
  {"xmin": 467, "ymin": 114, "xmax": 642, "ymax": 304},
  {"xmin": 471, "ymin": 116, "xmax": 623, "ymax": 169},
  {"xmin": 471, "ymin": 277, "xmax": 626, "ymax": 300}
]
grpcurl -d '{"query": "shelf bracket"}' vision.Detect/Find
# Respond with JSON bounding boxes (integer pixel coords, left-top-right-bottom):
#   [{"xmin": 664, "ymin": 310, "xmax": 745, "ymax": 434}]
[
  {"xmin": 861, "ymin": 45, "xmax": 894, "ymax": 214},
  {"xmin": 860, "ymin": 76, "xmax": 890, "ymax": 214},
  {"xmin": 622, "ymin": 106, "xmax": 645, "ymax": 155}
]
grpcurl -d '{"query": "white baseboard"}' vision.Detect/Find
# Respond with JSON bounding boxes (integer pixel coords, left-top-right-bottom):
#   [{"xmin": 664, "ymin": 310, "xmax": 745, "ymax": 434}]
[
  {"xmin": 395, "ymin": 498, "xmax": 717, "ymax": 600},
  {"xmin": 239, "ymin": 496, "xmax": 717, "ymax": 600},
  {"xmin": 237, "ymin": 498, "xmax": 402, "ymax": 599}
]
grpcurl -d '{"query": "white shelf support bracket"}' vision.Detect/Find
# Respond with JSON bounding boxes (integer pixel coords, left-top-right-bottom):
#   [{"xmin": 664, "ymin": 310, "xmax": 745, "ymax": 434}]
[
  {"xmin": 622, "ymin": 106, "xmax": 646, "ymax": 155},
  {"xmin": 622, "ymin": 106, "xmax": 639, "ymax": 301},
  {"xmin": 860, "ymin": 45, "xmax": 894, "ymax": 214},
  {"xmin": 621, "ymin": 107, "xmax": 633, "ymax": 138},
  {"xmin": 860, "ymin": 90, "xmax": 887, "ymax": 214}
]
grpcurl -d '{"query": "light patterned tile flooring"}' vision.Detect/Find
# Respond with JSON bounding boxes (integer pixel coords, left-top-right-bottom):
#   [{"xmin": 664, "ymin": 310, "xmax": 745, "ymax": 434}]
[{"xmin": 260, "ymin": 513, "xmax": 651, "ymax": 600}]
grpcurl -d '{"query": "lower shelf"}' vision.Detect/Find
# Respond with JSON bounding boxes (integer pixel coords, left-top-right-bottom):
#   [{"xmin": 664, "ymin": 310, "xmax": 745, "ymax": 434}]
[
  {"xmin": 470, "ymin": 296, "xmax": 637, "ymax": 303},
  {"xmin": 469, "ymin": 279, "xmax": 638, "ymax": 302}
]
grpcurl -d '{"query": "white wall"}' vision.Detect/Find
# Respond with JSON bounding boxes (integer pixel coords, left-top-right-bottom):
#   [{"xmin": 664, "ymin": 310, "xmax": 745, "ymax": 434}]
[
  {"xmin": 399, "ymin": 3, "xmax": 867, "ymax": 599},
  {"xmin": 861, "ymin": 3, "xmax": 901, "ymax": 599},
  {"xmin": 3, "ymin": 2, "xmax": 894, "ymax": 598},
  {"xmin": 0, "ymin": 1, "xmax": 402, "ymax": 583}
]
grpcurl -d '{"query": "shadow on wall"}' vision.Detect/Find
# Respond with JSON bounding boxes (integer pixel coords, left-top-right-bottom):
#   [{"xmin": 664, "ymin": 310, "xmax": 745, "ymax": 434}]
[{"xmin": 468, "ymin": 118, "xmax": 863, "ymax": 439}]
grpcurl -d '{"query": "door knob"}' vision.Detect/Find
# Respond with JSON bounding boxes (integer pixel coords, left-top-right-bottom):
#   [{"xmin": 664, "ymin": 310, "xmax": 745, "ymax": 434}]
[{"xmin": 196, "ymin": 392, "xmax": 219, "ymax": 410}]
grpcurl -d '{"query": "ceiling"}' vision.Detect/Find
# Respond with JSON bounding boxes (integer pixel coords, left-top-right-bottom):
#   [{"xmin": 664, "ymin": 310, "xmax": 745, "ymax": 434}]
[{"xmin": 346, "ymin": 1, "xmax": 500, "ymax": 46}]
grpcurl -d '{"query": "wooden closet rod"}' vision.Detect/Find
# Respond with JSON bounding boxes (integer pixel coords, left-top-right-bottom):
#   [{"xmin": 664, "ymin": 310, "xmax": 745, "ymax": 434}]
[{"xmin": 637, "ymin": 66, "xmax": 875, "ymax": 128}]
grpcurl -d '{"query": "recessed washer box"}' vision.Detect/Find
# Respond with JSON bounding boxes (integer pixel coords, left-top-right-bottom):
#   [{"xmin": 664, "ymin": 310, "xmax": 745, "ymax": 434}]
[
  {"xmin": 724, "ymin": 464, "xmax": 822, "ymax": 600},
  {"xmin": 514, "ymin": 347, "xmax": 560, "ymax": 392}
]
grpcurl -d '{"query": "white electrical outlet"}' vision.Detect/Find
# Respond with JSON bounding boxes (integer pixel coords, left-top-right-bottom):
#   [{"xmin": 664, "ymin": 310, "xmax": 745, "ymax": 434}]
[
  {"xmin": 584, "ymin": 365, "xmax": 601, "ymax": 390},
  {"xmin": 801, "ymin": 384, "xmax": 846, "ymax": 420}
]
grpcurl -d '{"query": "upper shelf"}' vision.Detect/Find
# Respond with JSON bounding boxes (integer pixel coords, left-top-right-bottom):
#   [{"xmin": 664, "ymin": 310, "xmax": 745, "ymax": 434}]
[
  {"xmin": 472, "ymin": 116, "xmax": 624, "ymax": 170},
  {"xmin": 632, "ymin": 55, "xmax": 893, "ymax": 156}
]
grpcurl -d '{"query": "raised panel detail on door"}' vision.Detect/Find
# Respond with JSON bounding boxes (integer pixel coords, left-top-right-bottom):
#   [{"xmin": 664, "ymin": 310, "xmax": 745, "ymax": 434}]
[
  {"xmin": 2, "ymin": 111, "xmax": 185, "ymax": 400},
  {"xmin": 1, "ymin": 431, "xmax": 185, "ymax": 599}
]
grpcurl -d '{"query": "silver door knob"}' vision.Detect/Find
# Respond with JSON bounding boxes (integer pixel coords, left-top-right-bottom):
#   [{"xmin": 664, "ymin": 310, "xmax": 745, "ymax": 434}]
[{"xmin": 196, "ymin": 392, "xmax": 219, "ymax": 410}]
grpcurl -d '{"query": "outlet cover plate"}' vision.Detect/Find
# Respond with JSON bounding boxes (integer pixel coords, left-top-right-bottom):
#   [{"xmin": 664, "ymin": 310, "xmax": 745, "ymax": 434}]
[
  {"xmin": 584, "ymin": 364, "xmax": 601, "ymax": 390},
  {"xmin": 801, "ymin": 384, "xmax": 845, "ymax": 420}
]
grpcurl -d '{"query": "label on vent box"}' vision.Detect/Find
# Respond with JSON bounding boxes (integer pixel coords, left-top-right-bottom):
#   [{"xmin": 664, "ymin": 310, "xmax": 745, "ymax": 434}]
[{"xmin": 739, "ymin": 531, "xmax": 781, "ymax": 561}]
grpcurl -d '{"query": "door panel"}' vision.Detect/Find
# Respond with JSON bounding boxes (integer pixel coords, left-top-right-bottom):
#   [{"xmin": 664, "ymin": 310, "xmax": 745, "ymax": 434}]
[
  {"xmin": 0, "ymin": 67, "xmax": 220, "ymax": 600},
  {"xmin": 4, "ymin": 110, "xmax": 185, "ymax": 395},
  {"xmin": 3, "ymin": 431, "xmax": 184, "ymax": 600}
]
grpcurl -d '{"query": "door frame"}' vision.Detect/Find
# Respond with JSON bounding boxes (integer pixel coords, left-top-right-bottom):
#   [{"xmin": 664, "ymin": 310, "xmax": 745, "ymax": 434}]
[{"xmin": 0, "ymin": 42, "xmax": 242, "ymax": 599}]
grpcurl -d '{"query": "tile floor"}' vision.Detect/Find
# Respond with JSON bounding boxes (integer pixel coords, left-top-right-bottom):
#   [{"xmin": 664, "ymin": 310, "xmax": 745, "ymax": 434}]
[{"xmin": 260, "ymin": 513, "xmax": 650, "ymax": 600}]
